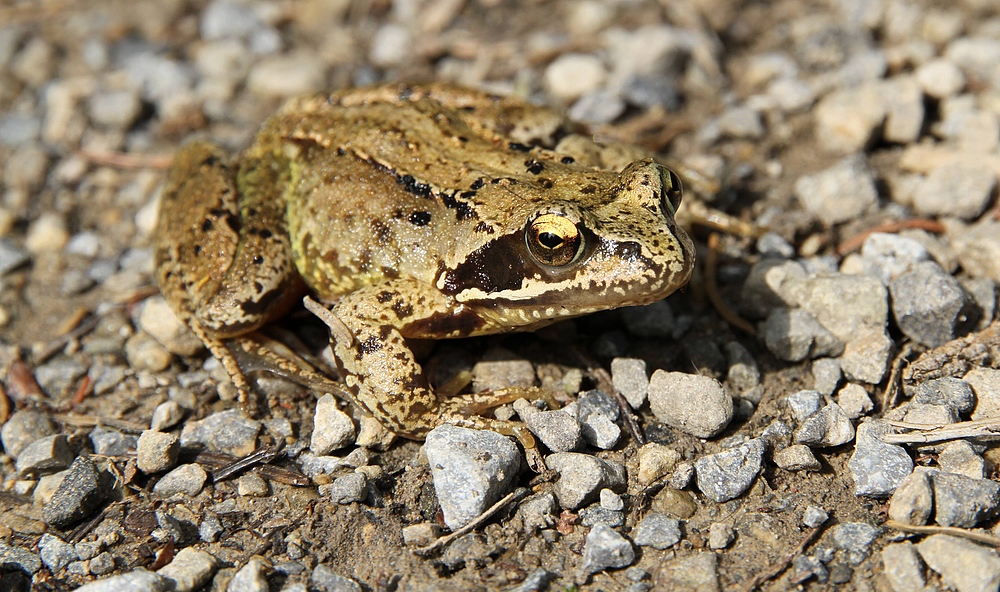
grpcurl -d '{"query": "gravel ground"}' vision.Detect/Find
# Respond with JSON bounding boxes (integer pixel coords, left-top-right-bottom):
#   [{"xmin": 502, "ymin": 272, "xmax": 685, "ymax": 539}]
[{"xmin": 2, "ymin": 0, "xmax": 1000, "ymax": 590}]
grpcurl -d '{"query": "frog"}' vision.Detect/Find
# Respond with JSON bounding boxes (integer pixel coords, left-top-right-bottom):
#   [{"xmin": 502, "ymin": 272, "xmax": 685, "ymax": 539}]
[{"xmin": 154, "ymin": 83, "xmax": 695, "ymax": 462}]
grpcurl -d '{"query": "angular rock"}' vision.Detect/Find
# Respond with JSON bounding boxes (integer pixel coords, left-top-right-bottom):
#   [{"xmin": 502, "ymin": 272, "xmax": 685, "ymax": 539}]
[
  {"xmin": 179, "ymin": 409, "xmax": 260, "ymax": 457},
  {"xmin": 764, "ymin": 308, "xmax": 844, "ymax": 361},
  {"xmin": 648, "ymin": 371, "xmax": 733, "ymax": 438},
  {"xmin": 694, "ymin": 438, "xmax": 766, "ymax": 503},
  {"xmin": 158, "ymin": 547, "xmax": 218, "ymax": 592},
  {"xmin": 848, "ymin": 420, "xmax": 914, "ymax": 497},
  {"xmin": 794, "ymin": 155, "xmax": 879, "ymax": 223},
  {"xmin": 793, "ymin": 403, "xmax": 854, "ymax": 447},
  {"xmin": 16, "ymin": 434, "xmax": 74, "ymax": 477},
  {"xmin": 888, "ymin": 468, "xmax": 933, "ymax": 525},
  {"xmin": 890, "ymin": 261, "xmax": 966, "ymax": 347},
  {"xmin": 153, "ymin": 464, "xmax": 208, "ymax": 497},
  {"xmin": 774, "ymin": 444, "xmax": 822, "ymax": 472},
  {"xmin": 581, "ymin": 523, "xmax": 634, "ymax": 575},
  {"xmin": 881, "ymin": 542, "xmax": 926, "ymax": 592},
  {"xmin": 611, "ymin": 358, "xmax": 648, "ymax": 409},
  {"xmin": 913, "ymin": 377, "xmax": 975, "ymax": 415},
  {"xmin": 631, "ymin": 513, "xmax": 681, "ymax": 550},
  {"xmin": 43, "ymin": 456, "xmax": 107, "ymax": 529},
  {"xmin": 918, "ymin": 534, "xmax": 1000, "ymax": 592},
  {"xmin": 136, "ymin": 430, "xmax": 180, "ymax": 474},
  {"xmin": 310, "ymin": 394, "xmax": 356, "ymax": 455},
  {"xmin": 1, "ymin": 410, "xmax": 56, "ymax": 458},
  {"xmin": 546, "ymin": 452, "xmax": 626, "ymax": 510},
  {"xmin": 75, "ymin": 569, "xmax": 172, "ymax": 592}
]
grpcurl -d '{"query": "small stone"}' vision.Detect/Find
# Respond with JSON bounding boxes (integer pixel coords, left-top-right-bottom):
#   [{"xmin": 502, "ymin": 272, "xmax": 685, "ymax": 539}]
[
  {"xmin": 200, "ymin": 514, "xmax": 223, "ymax": 543},
  {"xmin": 725, "ymin": 341, "xmax": 761, "ymax": 394},
  {"xmin": 578, "ymin": 505, "xmax": 624, "ymax": 527},
  {"xmin": 611, "ymin": 358, "xmax": 648, "ymax": 409},
  {"xmin": 124, "ymin": 332, "xmax": 172, "ymax": 373},
  {"xmin": 43, "ymin": 456, "xmax": 107, "ymax": 529},
  {"xmin": 150, "ymin": 401, "xmax": 186, "ymax": 431},
  {"xmin": 918, "ymin": 535, "xmax": 1000, "ymax": 592},
  {"xmin": 516, "ymin": 492, "xmax": 557, "ymax": 532},
  {"xmin": 786, "ymin": 390, "xmax": 823, "ymax": 421},
  {"xmin": 25, "ymin": 212, "xmax": 69, "ymax": 253},
  {"xmin": 74, "ymin": 569, "xmax": 172, "ymax": 592},
  {"xmin": 581, "ymin": 523, "xmax": 635, "ymax": 574},
  {"xmin": 568, "ymin": 89, "xmax": 626, "ymax": 125},
  {"xmin": 38, "ymin": 533, "xmax": 78, "ymax": 572},
  {"xmin": 236, "ymin": 473, "xmax": 269, "ymax": 497},
  {"xmin": 516, "ymin": 402, "xmax": 582, "ymax": 453},
  {"xmin": 637, "ymin": 442, "xmax": 680, "ymax": 484},
  {"xmin": 227, "ymin": 556, "xmax": 270, "ymax": 592},
  {"xmin": 715, "ymin": 106, "xmax": 765, "ymax": 139},
  {"xmin": 774, "ymin": 444, "xmax": 822, "ymax": 472},
  {"xmin": 914, "ymin": 162, "xmax": 997, "ymax": 222},
  {"xmin": 355, "ymin": 416, "xmax": 396, "ymax": 451},
  {"xmin": 793, "ymin": 403, "xmax": 854, "ymax": 447},
  {"xmin": 889, "ymin": 468, "xmax": 933, "ymax": 525},
  {"xmin": 472, "ymin": 349, "xmax": 536, "ymax": 391},
  {"xmin": 881, "ymin": 542, "xmax": 927, "ymax": 592},
  {"xmin": 916, "ymin": 58, "xmax": 965, "ymax": 99},
  {"xmin": 913, "ymin": 377, "xmax": 975, "ymax": 415},
  {"xmin": 694, "ymin": 438, "xmax": 767, "ymax": 503},
  {"xmin": 310, "ymin": 564, "xmax": 362, "ymax": 592},
  {"xmin": 90, "ymin": 552, "xmax": 116, "ymax": 575},
  {"xmin": 310, "ymin": 395, "xmax": 356, "ymax": 455},
  {"xmin": 139, "ymin": 297, "xmax": 204, "ymax": 357},
  {"xmin": 577, "ymin": 406, "xmax": 620, "ymax": 450},
  {"xmin": 620, "ymin": 300, "xmax": 675, "ymax": 338},
  {"xmin": 631, "ymin": 512, "xmax": 681, "ymax": 550},
  {"xmin": 0, "ymin": 239, "xmax": 30, "ymax": 276},
  {"xmin": 938, "ymin": 440, "xmax": 986, "ymax": 478},
  {"xmin": 2, "ymin": 410, "xmax": 56, "ymax": 458},
  {"xmin": 180, "ymin": 409, "xmax": 260, "ymax": 457},
  {"xmin": 153, "ymin": 464, "xmax": 208, "ymax": 497},
  {"xmin": 848, "ymin": 420, "xmax": 914, "ymax": 497},
  {"xmin": 764, "ymin": 308, "xmax": 844, "ymax": 361},
  {"xmin": 703, "ymin": 522, "xmax": 733, "ymax": 550},
  {"xmin": 621, "ymin": 74, "xmax": 681, "ymax": 110},
  {"xmin": 246, "ymin": 53, "xmax": 326, "ymax": 97},
  {"xmin": 840, "ymin": 330, "xmax": 893, "ymax": 385},
  {"xmin": 858, "ymin": 232, "xmax": 930, "ymax": 284},
  {"xmin": 660, "ymin": 553, "xmax": 720, "ymax": 591},
  {"xmin": 158, "ymin": 547, "xmax": 218, "ymax": 592},
  {"xmin": 903, "ymin": 403, "xmax": 959, "ymax": 425},
  {"xmin": 932, "ymin": 470, "xmax": 1000, "ymax": 528},
  {"xmin": 794, "ymin": 155, "xmax": 879, "ymax": 225},
  {"xmin": 882, "ymin": 75, "xmax": 924, "ymax": 143},
  {"xmin": 599, "ymin": 488, "xmax": 624, "ymax": 512},
  {"xmin": 6, "ymin": 145, "xmax": 48, "ymax": 192},
  {"xmin": 803, "ymin": 506, "xmax": 829, "ymax": 528},
  {"xmin": 321, "ymin": 473, "xmax": 368, "ymax": 505},
  {"xmin": 837, "ymin": 384, "xmax": 873, "ymax": 419},
  {"xmin": 16, "ymin": 434, "xmax": 74, "ymax": 477},
  {"xmin": 88, "ymin": 90, "xmax": 143, "ymax": 129},
  {"xmin": 402, "ymin": 523, "xmax": 442, "ymax": 547},
  {"xmin": 545, "ymin": 53, "xmax": 606, "ymax": 101},
  {"xmin": 424, "ymin": 425, "xmax": 522, "ymax": 529},
  {"xmin": 829, "ymin": 522, "xmax": 881, "ymax": 565},
  {"xmin": 813, "ymin": 84, "xmax": 886, "ymax": 154},
  {"xmin": 136, "ymin": 430, "xmax": 179, "ymax": 474},
  {"xmin": 648, "ymin": 371, "xmax": 733, "ymax": 438},
  {"xmin": 546, "ymin": 452, "xmax": 626, "ymax": 510}
]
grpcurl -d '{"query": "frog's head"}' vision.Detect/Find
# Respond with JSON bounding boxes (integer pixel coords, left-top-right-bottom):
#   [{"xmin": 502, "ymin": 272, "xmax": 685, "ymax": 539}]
[{"xmin": 437, "ymin": 159, "xmax": 695, "ymax": 331}]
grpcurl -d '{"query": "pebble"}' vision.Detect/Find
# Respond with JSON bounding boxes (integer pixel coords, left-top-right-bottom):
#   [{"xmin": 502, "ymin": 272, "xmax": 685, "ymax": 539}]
[
  {"xmin": 938, "ymin": 440, "xmax": 986, "ymax": 478},
  {"xmin": 858, "ymin": 232, "xmax": 930, "ymax": 285},
  {"xmin": 158, "ymin": 547, "xmax": 218, "ymax": 592},
  {"xmin": 881, "ymin": 542, "xmax": 927, "ymax": 592},
  {"xmin": 951, "ymin": 220, "xmax": 1000, "ymax": 284},
  {"xmin": 75, "ymin": 569, "xmax": 172, "ymax": 592},
  {"xmin": 124, "ymin": 333, "xmax": 173, "ymax": 373},
  {"xmin": 201, "ymin": 0, "xmax": 263, "ymax": 40},
  {"xmin": 631, "ymin": 512, "xmax": 681, "ymax": 550},
  {"xmin": 310, "ymin": 564, "xmax": 362, "ymax": 592},
  {"xmin": 575, "ymin": 392, "xmax": 620, "ymax": 450},
  {"xmin": 16, "ymin": 434, "xmax": 74, "ymax": 477},
  {"xmin": 786, "ymin": 390, "xmax": 823, "ymax": 421},
  {"xmin": 0, "ymin": 239, "xmax": 30, "ymax": 276},
  {"xmin": 424, "ymin": 425, "xmax": 522, "ymax": 530},
  {"xmin": 153, "ymin": 464, "xmax": 208, "ymax": 497},
  {"xmin": 568, "ymin": 89, "xmax": 626, "ymax": 125},
  {"xmin": 725, "ymin": 341, "xmax": 761, "ymax": 395},
  {"xmin": 620, "ymin": 74, "xmax": 681, "ymax": 110},
  {"xmin": 88, "ymin": 90, "xmax": 143, "ymax": 129},
  {"xmin": 647, "ymin": 371, "xmax": 733, "ymax": 438},
  {"xmin": 25, "ymin": 212, "xmax": 69, "ymax": 253},
  {"xmin": 150, "ymin": 401, "xmax": 186, "ymax": 431},
  {"xmin": 515, "ymin": 401, "xmax": 582, "ymax": 453},
  {"xmin": 773, "ymin": 444, "xmax": 822, "ymax": 471},
  {"xmin": 546, "ymin": 452, "xmax": 626, "ymax": 510},
  {"xmin": 321, "ymin": 473, "xmax": 369, "ymax": 505},
  {"xmin": 813, "ymin": 85, "xmax": 886, "ymax": 153},
  {"xmin": 931, "ymin": 469, "xmax": 1000, "ymax": 528},
  {"xmin": 913, "ymin": 162, "xmax": 996, "ymax": 221},
  {"xmin": 891, "ymin": 262, "xmax": 965, "ymax": 347},
  {"xmin": 579, "ymin": 505, "xmax": 624, "ymax": 527},
  {"xmin": 180, "ymin": 409, "xmax": 261, "ymax": 457},
  {"xmin": 888, "ymin": 467, "xmax": 934, "ymax": 525},
  {"xmin": 581, "ymin": 523, "xmax": 634, "ymax": 575},
  {"xmin": 199, "ymin": 514, "xmax": 223, "ymax": 543},
  {"xmin": 611, "ymin": 358, "xmax": 648, "ymax": 409},
  {"xmin": 139, "ymin": 296, "xmax": 204, "ymax": 356},
  {"xmin": 965, "ymin": 368, "xmax": 1000, "ymax": 420},
  {"xmin": 793, "ymin": 402, "xmax": 854, "ymax": 447},
  {"xmin": 136, "ymin": 430, "xmax": 179, "ymax": 474},
  {"xmin": 715, "ymin": 106, "xmax": 765, "ymax": 140},
  {"xmin": 847, "ymin": 420, "xmax": 914, "ymax": 497},
  {"xmin": 6, "ymin": 145, "xmax": 49, "ymax": 191},
  {"xmin": 620, "ymin": 300, "xmax": 676, "ymax": 338},
  {"xmin": 708, "ymin": 522, "xmax": 736, "ymax": 550},
  {"xmin": 0, "ymin": 114, "xmax": 41, "ymax": 146},
  {"xmin": 355, "ymin": 416, "xmax": 395, "ymax": 451},
  {"xmin": 756, "ymin": 231, "xmax": 795, "ymax": 259},
  {"xmin": 1, "ymin": 410, "xmax": 56, "ymax": 458},
  {"xmin": 903, "ymin": 402, "xmax": 958, "ymax": 425},
  {"xmin": 637, "ymin": 442, "xmax": 680, "ymax": 484},
  {"xmin": 660, "ymin": 553, "xmax": 720, "ymax": 591},
  {"xmin": 90, "ymin": 552, "xmax": 116, "ymax": 575},
  {"xmin": 545, "ymin": 53, "xmax": 606, "ymax": 101},
  {"xmin": 916, "ymin": 58, "xmax": 965, "ymax": 98},
  {"xmin": 310, "ymin": 395, "xmax": 356, "ymax": 455},
  {"xmin": 43, "ymin": 456, "xmax": 107, "ymax": 529},
  {"xmin": 227, "ymin": 556, "xmax": 270, "ymax": 592},
  {"xmin": 829, "ymin": 522, "xmax": 881, "ymax": 565},
  {"xmin": 298, "ymin": 448, "xmax": 369, "ymax": 478},
  {"xmin": 763, "ymin": 308, "xmax": 844, "ymax": 361},
  {"xmin": 516, "ymin": 492, "xmax": 557, "ymax": 532},
  {"xmin": 793, "ymin": 155, "xmax": 879, "ymax": 225},
  {"xmin": 769, "ymin": 77, "xmax": 816, "ymax": 112},
  {"xmin": 402, "ymin": 522, "xmax": 442, "ymax": 547},
  {"xmin": 882, "ymin": 75, "xmax": 924, "ymax": 143},
  {"xmin": 39, "ymin": 533, "xmax": 78, "ymax": 572},
  {"xmin": 237, "ymin": 473, "xmax": 269, "ymax": 497},
  {"xmin": 472, "ymin": 349, "xmax": 536, "ymax": 391},
  {"xmin": 247, "ymin": 54, "xmax": 327, "ymax": 97},
  {"xmin": 600, "ymin": 488, "xmax": 624, "ymax": 512},
  {"xmin": 837, "ymin": 384, "xmax": 873, "ymax": 419},
  {"xmin": 839, "ymin": 330, "xmax": 893, "ymax": 385},
  {"xmin": 803, "ymin": 506, "xmax": 829, "ymax": 528},
  {"xmin": 694, "ymin": 438, "xmax": 767, "ymax": 503},
  {"xmin": 917, "ymin": 534, "xmax": 1000, "ymax": 592}
]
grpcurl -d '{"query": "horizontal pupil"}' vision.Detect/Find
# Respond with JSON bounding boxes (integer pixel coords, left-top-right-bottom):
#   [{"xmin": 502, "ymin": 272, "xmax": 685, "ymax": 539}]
[{"xmin": 538, "ymin": 232, "xmax": 564, "ymax": 249}]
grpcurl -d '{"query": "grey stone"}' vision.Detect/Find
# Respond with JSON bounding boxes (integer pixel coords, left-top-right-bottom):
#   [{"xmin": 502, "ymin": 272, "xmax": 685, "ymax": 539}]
[
  {"xmin": 310, "ymin": 563, "xmax": 362, "ymax": 592},
  {"xmin": 840, "ymin": 330, "xmax": 893, "ymax": 384},
  {"xmin": 471, "ymin": 349, "xmax": 536, "ymax": 392},
  {"xmin": 764, "ymin": 308, "xmax": 844, "ymax": 361},
  {"xmin": 424, "ymin": 425, "xmax": 522, "ymax": 529},
  {"xmin": 518, "ymin": 404, "xmax": 583, "ymax": 453},
  {"xmin": 859, "ymin": 232, "xmax": 930, "ymax": 285},
  {"xmin": 88, "ymin": 90, "xmax": 142, "ymax": 129},
  {"xmin": 813, "ymin": 85, "xmax": 886, "ymax": 154},
  {"xmin": 180, "ymin": 409, "xmax": 260, "ymax": 456},
  {"xmin": 0, "ymin": 115, "xmax": 41, "ymax": 146},
  {"xmin": 200, "ymin": 514, "xmax": 223, "ymax": 543},
  {"xmin": 829, "ymin": 522, "xmax": 881, "ymax": 565},
  {"xmin": 150, "ymin": 401, "xmax": 186, "ymax": 431},
  {"xmin": 124, "ymin": 332, "xmax": 172, "ymax": 372},
  {"xmin": 966, "ymin": 368, "xmax": 1000, "ymax": 420},
  {"xmin": 600, "ymin": 488, "xmax": 624, "ymax": 511},
  {"xmin": 938, "ymin": 440, "xmax": 986, "ymax": 478},
  {"xmin": 660, "ymin": 553, "xmax": 720, "ymax": 591},
  {"xmin": 637, "ymin": 442, "xmax": 680, "ymax": 484},
  {"xmin": 648, "ymin": 371, "xmax": 733, "ymax": 438},
  {"xmin": 631, "ymin": 513, "xmax": 681, "ymax": 549},
  {"xmin": 918, "ymin": 534, "xmax": 1000, "ymax": 592},
  {"xmin": 90, "ymin": 552, "xmax": 115, "ymax": 575},
  {"xmin": 579, "ymin": 506, "xmax": 624, "ymax": 527},
  {"xmin": 621, "ymin": 73, "xmax": 681, "ymax": 110},
  {"xmin": 882, "ymin": 75, "xmax": 924, "ymax": 143},
  {"xmin": 694, "ymin": 438, "xmax": 767, "ymax": 503},
  {"xmin": 43, "ymin": 456, "xmax": 107, "ymax": 529},
  {"xmin": 786, "ymin": 390, "xmax": 823, "ymax": 421},
  {"xmin": 201, "ymin": 0, "xmax": 264, "ymax": 40},
  {"xmin": 297, "ymin": 448, "xmax": 369, "ymax": 478},
  {"xmin": 577, "ymin": 389, "xmax": 620, "ymax": 421},
  {"xmin": 136, "ymin": 430, "xmax": 179, "ymax": 474},
  {"xmin": 715, "ymin": 106, "xmax": 765, "ymax": 139},
  {"xmin": 889, "ymin": 468, "xmax": 933, "ymax": 525},
  {"xmin": 34, "ymin": 359, "xmax": 87, "ymax": 397},
  {"xmin": 914, "ymin": 377, "xmax": 975, "ymax": 415},
  {"xmin": 139, "ymin": 296, "xmax": 204, "ymax": 357},
  {"xmin": 725, "ymin": 341, "xmax": 761, "ymax": 394},
  {"xmin": 774, "ymin": 444, "xmax": 821, "ymax": 471},
  {"xmin": 322, "ymin": 473, "xmax": 369, "ymax": 505},
  {"xmin": 0, "ymin": 239, "xmax": 30, "ymax": 276},
  {"xmin": 793, "ymin": 403, "xmax": 854, "ymax": 447},
  {"xmin": 153, "ymin": 464, "xmax": 208, "ymax": 497},
  {"xmin": 803, "ymin": 506, "xmax": 829, "ymax": 528},
  {"xmin": 932, "ymin": 470, "xmax": 1000, "ymax": 528},
  {"xmin": 1, "ymin": 410, "xmax": 56, "ymax": 458},
  {"xmin": 237, "ymin": 473, "xmax": 268, "ymax": 497},
  {"xmin": 157, "ymin": 547, "xmax": 217, "ymax": 592},
  {"xmin": 891, "ymin": 261, "xmax": 966, "ymax": 347},
  {"xmin": 74, "ymin": 569, "xmax": 172, "ymax": 592},
  {"xmin": 546, "ymin": 452, "xmax": 626, "ymax": 510},
  {"xmin": 516, "ymin": 492, "xmax": 557, "ymax": 531},
  {"xmin": 708, "ymin": 522, "xmax": 735, "ymax": 550},
  {"xmin": 581, "ymin": 523, "xmax": 635, "ymax": 574},
  {"xmin": 568, "ymin": 89, "xmax": 626, "ymax": 125},
  {"xmin": 310, "ymin": 394, "xmax": 356, "ymax": 455},
  {"xmin": 837, "ymin": 384, "xmax": 873, "ymax": 419},
  {"xmin": 756, "ymin": 232, "xmax": 796, "ymax": 258},
  {"xmin": 914, "ymin": 162, "xmax": 997, "ymax": 221},
  {"xmin": 611, "ymin": 358, "xmax": 648, "ymax": 409},
  {"xmin": 227, "ymin": 556, "xmax": 270, "ymax": 592},
  {"xmin": 769, "ymin": 77, "xmax": 816, "ymax": 112},
  {"xmin": 0, "ymin": 541, "xmax": 41, "ymax": 575},
  {"xmin": 903, "ymin": 403, "xmax": 959, "ymax": 425},
  {"xmin": 917, "ymin": 58, "xmax": 965, "ymax": 99},
  {"xmin": 620, "ymin": 300, "xmax": 675, "ymax": 338},
  {"xmin": 881, "ymin": 542, "xmax": 926, "ymax": 592},
  {"xmin": 38, "ymin": 534, "xmax": 77, "ymax": 572},
  {"xmin": 848, "ymin": 420, "xmax": 914, "ymax": 497}
]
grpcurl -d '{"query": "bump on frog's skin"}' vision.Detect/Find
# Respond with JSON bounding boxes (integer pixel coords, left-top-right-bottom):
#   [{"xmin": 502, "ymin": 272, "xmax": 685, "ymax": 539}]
[{"xmin": 155, "ymin": 83, "xmax": 695, "ymax": 450}]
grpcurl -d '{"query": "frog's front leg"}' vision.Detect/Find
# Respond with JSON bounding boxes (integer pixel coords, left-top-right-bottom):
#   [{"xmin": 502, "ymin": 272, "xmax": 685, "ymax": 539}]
[{"xmin": 303, "ymin": 285, "xmax": 547, "ymax": 469}]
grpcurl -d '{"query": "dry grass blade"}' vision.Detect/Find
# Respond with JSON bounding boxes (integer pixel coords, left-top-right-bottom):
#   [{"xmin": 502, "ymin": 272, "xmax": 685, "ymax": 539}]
[
  {"xmin": 882, "ymin": 418, "xmax": 1000, "ymax": 445},
  {"xmin": 885, "ymin": 520, "xmax": 1000, "ymax": 547}
]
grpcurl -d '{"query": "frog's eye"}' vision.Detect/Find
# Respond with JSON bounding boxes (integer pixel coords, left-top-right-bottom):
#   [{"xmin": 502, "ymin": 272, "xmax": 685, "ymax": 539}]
[
  {"xmin": 526, "ymin": 213, "xmax": 583, "ymax": 267},
  {"xmin": 659, "ymin": 166, "xmax": 683, "ymax": 217}
]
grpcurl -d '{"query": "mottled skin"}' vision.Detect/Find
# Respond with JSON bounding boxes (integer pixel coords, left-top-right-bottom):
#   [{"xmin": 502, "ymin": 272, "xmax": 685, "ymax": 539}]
[{"xmin": 155, "ymin": 83, "xmax": 695, "ymax": 451}]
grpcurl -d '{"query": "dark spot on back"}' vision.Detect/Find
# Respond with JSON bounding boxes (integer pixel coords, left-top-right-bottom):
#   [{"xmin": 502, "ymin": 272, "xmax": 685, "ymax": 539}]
[{"xmin": 409, "ymin": 211, "xmax": 432, "ymax": 226}]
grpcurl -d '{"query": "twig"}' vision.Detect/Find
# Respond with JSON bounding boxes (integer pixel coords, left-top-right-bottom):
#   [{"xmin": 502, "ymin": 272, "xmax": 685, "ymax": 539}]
[
  {"xmin": 75, "ymin": 148, "xmax": 173, "ymax": 170},
  {"xmin": 414, "ymin": 488, "xmax": 528, "ymax": 556},
  {"xmin": 706, "ymin": 233, "xmax": 756, "ymax": 335},
  {"xmin": 190, "ymin": 450, "xmax": 310, "ymax": 486},
  {"xmin": 51, "ymin": 413, "xmax": 148, "ymax": 434},
  {"xmin": 742, "ymin": 525, "xmax": 822, "ymax": 592},
  {"xmin": 880, "ymin": 343, "xmax": 914, "ymax": 414},
  {"xmin": 881, "ymin": 418, "xmax": 1000, "ymax": 445},
  {"xmin": 885, "ymin": 520, "xmax": 1000, "ymax": 547},
  {"xmin": 836, "ymin": 219, "xmax": 946, "ymax": 257},
  {"xmin": 206, "ymin": 445, "xmax": 282, "ymax": 483}
]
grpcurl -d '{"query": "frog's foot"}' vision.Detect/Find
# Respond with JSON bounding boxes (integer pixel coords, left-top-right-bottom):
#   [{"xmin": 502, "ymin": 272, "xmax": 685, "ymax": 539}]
[
  {"xmin": 444, "ymin": 414, "xmax": 547, "ymax": 473},
  {"xmin": 184, "ymin": 320, "xmax": 261, "ymax": 414}
]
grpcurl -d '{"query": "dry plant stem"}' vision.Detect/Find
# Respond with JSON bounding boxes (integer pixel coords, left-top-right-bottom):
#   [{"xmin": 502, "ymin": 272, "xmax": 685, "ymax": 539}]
[
  {"xmin": 742, "ymin": 525, "xmax": 822, "ymax": 592},
  {"xmin": 885, "ymin": 519, "xmax": 1000, "ymax": 547},
  {"xmin": 414, "ymin": 488, "xmax": 528, "ymax": 556},
  {"xmin": 32, "ymin": 313, "xmax": 101, "ymax": 365},
  {"xmin": 881, "ymin": 417, "xmax": 1000, "ymax": 445},
  {"xmin": 590, "ymin": 366, "xmax": 646, "ymax": 446},
  {"xmin": 52, "ymin": 413, "xmax": 148, "ymax": 434},
  {"xmin": 705, "ymin": 233, "xmax": 756, "ymax": 335},
  {"xmin": 881, "ymin": 343, "xmax": 914, "ymax": 413},
  {"xmin": 75, "ymin": 148, "xmax": 174, "ymax": 170},
  {"xmin": 208, "ymin": 445, "xmax": 282, "ymax": 483},
  {"xmin": 192, "ymin": 450, "xmax": 310, "ymax": 486},
  {"xmin": 836, "ymin": 219, "xmax": 946, "ymax": 257}
]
